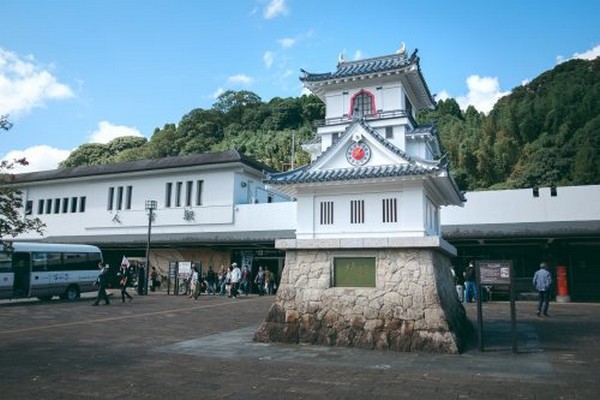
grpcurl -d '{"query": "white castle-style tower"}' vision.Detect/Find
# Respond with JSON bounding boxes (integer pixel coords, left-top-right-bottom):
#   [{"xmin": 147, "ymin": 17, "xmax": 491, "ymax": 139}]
[{"xmin": 254, "ymin": 46, "xmax": 472, "ymax": 353}]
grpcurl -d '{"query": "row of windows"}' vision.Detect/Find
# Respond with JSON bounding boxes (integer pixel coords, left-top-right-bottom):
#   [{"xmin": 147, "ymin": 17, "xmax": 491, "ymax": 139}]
[
  {"xmin": 0, "ymin": 251, "xmax": 102, "ymax": 273},
  {"xmin": 165, "ymin": 180, "xmax": 203, "ymax": 208},
  {"xmin": 107, "ymin": 186, "xmax": 133, "ymax": 211},
  {"xmin": 26, "ymin": 196, "xmax": 87, "ymax": 215},
  {"xmin": 320, "ymin": 198, "xmax": 398, "ymax": 225}
]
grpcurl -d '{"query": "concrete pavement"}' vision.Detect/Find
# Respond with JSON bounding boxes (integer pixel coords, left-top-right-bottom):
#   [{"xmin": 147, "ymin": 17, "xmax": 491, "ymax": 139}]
[{"xmin": 0, "ymin": 290, "xmax": 598, "ymax": 399}]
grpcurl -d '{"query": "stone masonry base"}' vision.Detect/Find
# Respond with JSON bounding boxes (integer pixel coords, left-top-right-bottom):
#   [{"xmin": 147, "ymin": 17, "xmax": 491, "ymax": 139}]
[{"xmin": 254, "ymin": 247, "xmax": 473, "ymax": 353}]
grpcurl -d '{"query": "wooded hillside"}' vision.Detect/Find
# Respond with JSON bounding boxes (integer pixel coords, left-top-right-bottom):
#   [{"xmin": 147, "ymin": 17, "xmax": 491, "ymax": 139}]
[{"xmin": 60, "ymin": 57, "xmax": 600, "ymax": 191}]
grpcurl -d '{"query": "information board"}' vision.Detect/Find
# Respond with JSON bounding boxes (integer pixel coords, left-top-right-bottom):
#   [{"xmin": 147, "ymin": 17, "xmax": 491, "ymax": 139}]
[{"xmin": 477, "ymin": 260, "xmax": 511, "ymax": 285}]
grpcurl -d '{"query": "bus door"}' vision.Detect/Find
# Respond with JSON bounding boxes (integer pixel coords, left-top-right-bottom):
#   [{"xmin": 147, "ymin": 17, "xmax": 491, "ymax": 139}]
[{"xmin": 12, "ymin": 253, "xmax": 31, "ymax": 297}]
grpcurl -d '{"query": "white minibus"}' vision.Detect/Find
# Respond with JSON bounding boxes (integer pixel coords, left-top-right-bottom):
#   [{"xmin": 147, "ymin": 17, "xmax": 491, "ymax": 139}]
[{"xmin": 0, "ymin": 242, "xmax": 103, "ymax": 301}]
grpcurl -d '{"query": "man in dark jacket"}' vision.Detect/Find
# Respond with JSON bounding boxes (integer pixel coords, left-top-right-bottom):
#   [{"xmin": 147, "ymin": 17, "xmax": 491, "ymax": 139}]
[{"xmin": 92, "ymin": 263, "xmax": 111, "ymax": 306}]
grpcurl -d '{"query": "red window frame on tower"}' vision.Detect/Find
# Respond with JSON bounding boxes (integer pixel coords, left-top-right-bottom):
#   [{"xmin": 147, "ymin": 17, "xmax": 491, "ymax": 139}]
[{"xmin": 349, "ymin": 89, "xmax": 376, "ymax": 118}]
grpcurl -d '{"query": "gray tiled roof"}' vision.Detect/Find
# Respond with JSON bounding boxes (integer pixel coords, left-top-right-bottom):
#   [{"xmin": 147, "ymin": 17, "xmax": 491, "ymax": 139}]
[
  {"xmin": 300, "ymin": 51, "xmax": 417, "ymax": 82},
  {"xmin": 265, "ymin": 162, "xmax": 441, "ymax": 185},
  {"xmin": 267, "ymin": 118, "xmax": 443, "ymax": 185},
  {"xmin": 6, "ymin": 150, "xmax": 274, "ymax": 184}
]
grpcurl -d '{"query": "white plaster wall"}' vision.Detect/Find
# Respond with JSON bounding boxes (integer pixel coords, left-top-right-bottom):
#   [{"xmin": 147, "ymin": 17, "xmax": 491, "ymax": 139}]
[
  {"xmin": 441, "ymin": 185, "xmax": 600, "ymax": 225},
  {"xmin": 293, "ymin": 183, "xmax": 428, "ymax": 240}
]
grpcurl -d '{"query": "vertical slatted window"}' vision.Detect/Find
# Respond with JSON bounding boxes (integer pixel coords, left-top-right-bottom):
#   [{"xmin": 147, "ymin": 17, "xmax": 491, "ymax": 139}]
[
  {"xmin": 62, "ymin": 197, "xmax": 69, "ymax": 213},
  {"xmin": 165, "ymin": 183, "xmax": 173, "ymax": 208},
  {"xmin": 107, "ymin": 187, "xmax": 114, "ymax": 210},
  {"xmin": 79, "ymin": 196, "xmax": 86, "ymax": 212},
  {"xmin": 320, "ymin": 201, "xmax": 334, "ymax": 225},
  {"xmin": 350, "ymin": 200, "xmax": 365, "ymax": 224},
  {"xmin": 125, "ymin": 186, "xmax": 132, "ymax": 210},
  {"xmin": 382, "ymin": 198, "xmax": 398, "ymax": 223},
  {"xmin": 116, "ymin": 187, "xmax": 123, "ymax": 210},
  {"xmin": 196, "ymin": 180, "xmax": 203, "ymax": 206},
  {"xmin": 185, "ymin": 181, "xmax": 193, "ymax": 207},
  {"xmin": 71, "ymin": 197, "xmax": 78, "ymax": 213},
  {"xmin": 175, "ymin": 181, "xmax": 182, "ymax": 207},
  {"xmin": 38, "ymin": 199, "xmax": 44, "ymax": 214}
]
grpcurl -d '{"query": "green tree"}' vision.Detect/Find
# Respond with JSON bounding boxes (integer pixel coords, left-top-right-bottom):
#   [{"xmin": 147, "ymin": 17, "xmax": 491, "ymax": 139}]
[{"xmin": 0, "ymin": 116, "xmax": 45, "ymax": 247}]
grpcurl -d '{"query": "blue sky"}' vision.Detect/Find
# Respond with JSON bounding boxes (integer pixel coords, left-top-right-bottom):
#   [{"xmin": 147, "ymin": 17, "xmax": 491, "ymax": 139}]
[{"xmin": 2, "ymin": 0, "xmax": 599, "ymax": 172}]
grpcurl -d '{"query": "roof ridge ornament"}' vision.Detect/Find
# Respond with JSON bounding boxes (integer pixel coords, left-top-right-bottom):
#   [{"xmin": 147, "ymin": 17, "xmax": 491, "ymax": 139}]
[
  {"xmin": 396, "ymin": 41, "xmax": 407, "ymax": 58},
  {"xmin": 337, "ymin": 52, "xmax": 345, "ymax": 65}
]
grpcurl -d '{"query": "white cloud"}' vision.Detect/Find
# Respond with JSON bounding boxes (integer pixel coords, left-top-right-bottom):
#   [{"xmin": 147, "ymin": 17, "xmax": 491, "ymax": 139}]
[
  {"xmin": 278, "ymin": 38, "xmax": 295, "ymax": 48},
  {"xmin": 263, "ymin": 51, "xmax": 274, "ymax": 69},
  {"xmin": 227, "ymin": 74, "xmax": 253, "ymax": 86},
  {"xmin": 212, "ymin": 87, "xmax": 226, "ymax": 99},
  {"xmin": 557, "ymin": 44, "xmax": 600, "ymax": 64},
  {"xmin": 0, "ymin": 48, "xmax": 74, "ymax": 116},
  {"xmin": 353, "ymin": 50, "xmax": 363, "ymax": 60},
  {"xmin": 2, "ymin": 145, "xmax": 71, "ymax": 173},
  {"xmin": 263, "ymin": 0, "xmax": 288, "ymax": 19},
  {"xmin": 88, "ymin": 121, "xmax": 144, "ymax": 144},
  {"xmin": 451, "ymin": 75, "xmax": 509, "ymax": 114}
]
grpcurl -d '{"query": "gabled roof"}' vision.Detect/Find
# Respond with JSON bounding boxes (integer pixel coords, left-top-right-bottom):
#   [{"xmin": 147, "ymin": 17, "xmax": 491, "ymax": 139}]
[
  {"xmin": 5, "ymin": 150, "xmax": 274, "ymax": 184},
  {"xmin": 300, "ymin": 49, "xmax": 435, "ymax": 109},
  {"xmin": 265, "ymin": 118, "xmax": 464, "ymax": 204}
]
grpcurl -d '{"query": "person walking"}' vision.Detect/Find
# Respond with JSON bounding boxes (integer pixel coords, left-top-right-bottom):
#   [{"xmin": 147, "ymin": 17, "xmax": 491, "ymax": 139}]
[
  {"xmin": 463, "ymin": 262, "xmax": 477, "ymax": 303},
  {"xmin": 117, "ymin": 264, "xmax": 133, "ymax": 303},
  {"xmin": 533, "ymin": 262, "xmax": 552, "ymax": 317},
  {"xmin": 92, "ymin": 262, "xmax": 110, "ymax": 306},
  {"xmin": 189, "ymin": 266, "xmax": 200, "ymax": 299},
  {"xmin": 254, "ymin": 266, "xmax": 265, "ymax": 296},
  {"xmin": 150, "ymin": 267, "xmax": 160, "ymax": 292},
  {"xmin": 206, "ymin": 265, "xmax": 217, "ymax": 295},
  {"xmin": 240, "ymin": 265, "xmax": 251, "ymax": 296},
  {"xmin": 229, "ymin": 262, "xmax": 241, "ymax": 298}
]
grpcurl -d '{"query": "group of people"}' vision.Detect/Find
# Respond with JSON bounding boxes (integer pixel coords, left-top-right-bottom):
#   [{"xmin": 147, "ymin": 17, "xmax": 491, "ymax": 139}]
[
  {"xmin": 185, "ymin": 263, "xmax": 277, "ymax": 299},
  {"xmin": 92, "ymin": 262, "xmax": 162, "ymax": 306},
  {"xmin": 451, "ymin": 261, "xmax": 554, "ymax": 317}
]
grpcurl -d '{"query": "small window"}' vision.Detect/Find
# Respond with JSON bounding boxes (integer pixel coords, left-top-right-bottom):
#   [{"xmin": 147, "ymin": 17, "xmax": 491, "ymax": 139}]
[
  {"xmin": 533, "ymin": 187, "xmax": 539, "ymax": 198},
  {"xmin": 45, "ymin": 199, "xmax": 53, "ymax": 214},
  {"xmin": 382, "ymin": 198, "xmax": 397, "ymax": 223},
  {"xmin": 551, "ymin": 186, "xmax": 557, "ymax": 197},
  {"xmin": 62, "ymin": 198, "xmax": 69, "ymax": 213},
  {"xmin": 175, "ymin": 182, "xmax": 182, "ymax": 207},
  {"xmin": 320, "ymin": 201, "xmax": 334, "ymax": 225},
  {"xmin": 350, "ymin": 90, "xmax": 375, "ymax": 118},
  {"xmin": 79, "ymin": 196, "xmax": 86, "ymax": 212},
  {"xmin": 165, "ymin": 182, "xmax": 173, "ymax": 208},
  {"xmin": 53, "ymin": 198, "xmax": 61, "ymax": 214},
  {"xmin": 71, "ymin": 197, "xmax": 78, "ymax": 213},
  {"xmin": 107, "ymin": 187, "xmax": 115, "ymax": 210},
  {"xmin": 185, "ymin": 181, "xmax": 193, "ymax": 207},
  {"xmin": 25, "ymin": 200, "xmax": 33, "ymax": 216},
  {"xmin": 116, "ymin": 187, "xmax": 123, "ymax": 210},
  {"xmin": 385, "ymin": 126, "xmax": 393, "ymax": 139},
  {"xmin": 350, "ymin": 199, "xmax": 365, "ymax": 224},
  {"xmin": 125, "ymin": 186, "xmax": 132, "ymax": 209},
  {"xmin": 38, "ymin": 199, "xmax": 44, "ymax": 214},
  {"xmin": 196, "ymin": 180, "xmax": 203, "ymax": 206}
]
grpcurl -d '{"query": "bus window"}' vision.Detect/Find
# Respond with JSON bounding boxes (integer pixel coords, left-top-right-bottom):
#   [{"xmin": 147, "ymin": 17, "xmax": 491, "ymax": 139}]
[
  {"xmin": 0, "ymin": 253, "xmax": 11, "ymax": 273},
  {"xmin": 32, "ymin": 252, "xmax": 48, "ymax": 272},
  {"xmin": 64, "ymin": 253, "xmax": 88, "ymax": 271}
]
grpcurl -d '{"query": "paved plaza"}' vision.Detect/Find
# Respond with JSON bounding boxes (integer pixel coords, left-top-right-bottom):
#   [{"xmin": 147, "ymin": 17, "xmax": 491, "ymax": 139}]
[{"xmin": 1, "ymin": 290, "xmax": 598, "ymax": 399}]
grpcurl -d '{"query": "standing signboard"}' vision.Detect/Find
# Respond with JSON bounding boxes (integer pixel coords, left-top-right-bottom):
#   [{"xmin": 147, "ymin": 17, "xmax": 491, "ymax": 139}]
[{"xmin": 475, "ymin": 260, "xmax": 517, "ymax": 353}]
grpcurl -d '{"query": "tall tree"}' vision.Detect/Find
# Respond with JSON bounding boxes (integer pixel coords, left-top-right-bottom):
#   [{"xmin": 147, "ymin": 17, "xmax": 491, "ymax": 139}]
[{"xmin": 0, "ymin": 116, "xmax": 45, "ymax": 247}]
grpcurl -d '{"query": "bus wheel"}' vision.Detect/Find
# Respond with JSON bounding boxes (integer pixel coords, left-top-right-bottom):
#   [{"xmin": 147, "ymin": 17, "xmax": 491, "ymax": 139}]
[{"xmin": 63, "ymin": 285, "xmax": 80, "ymax": 301}]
